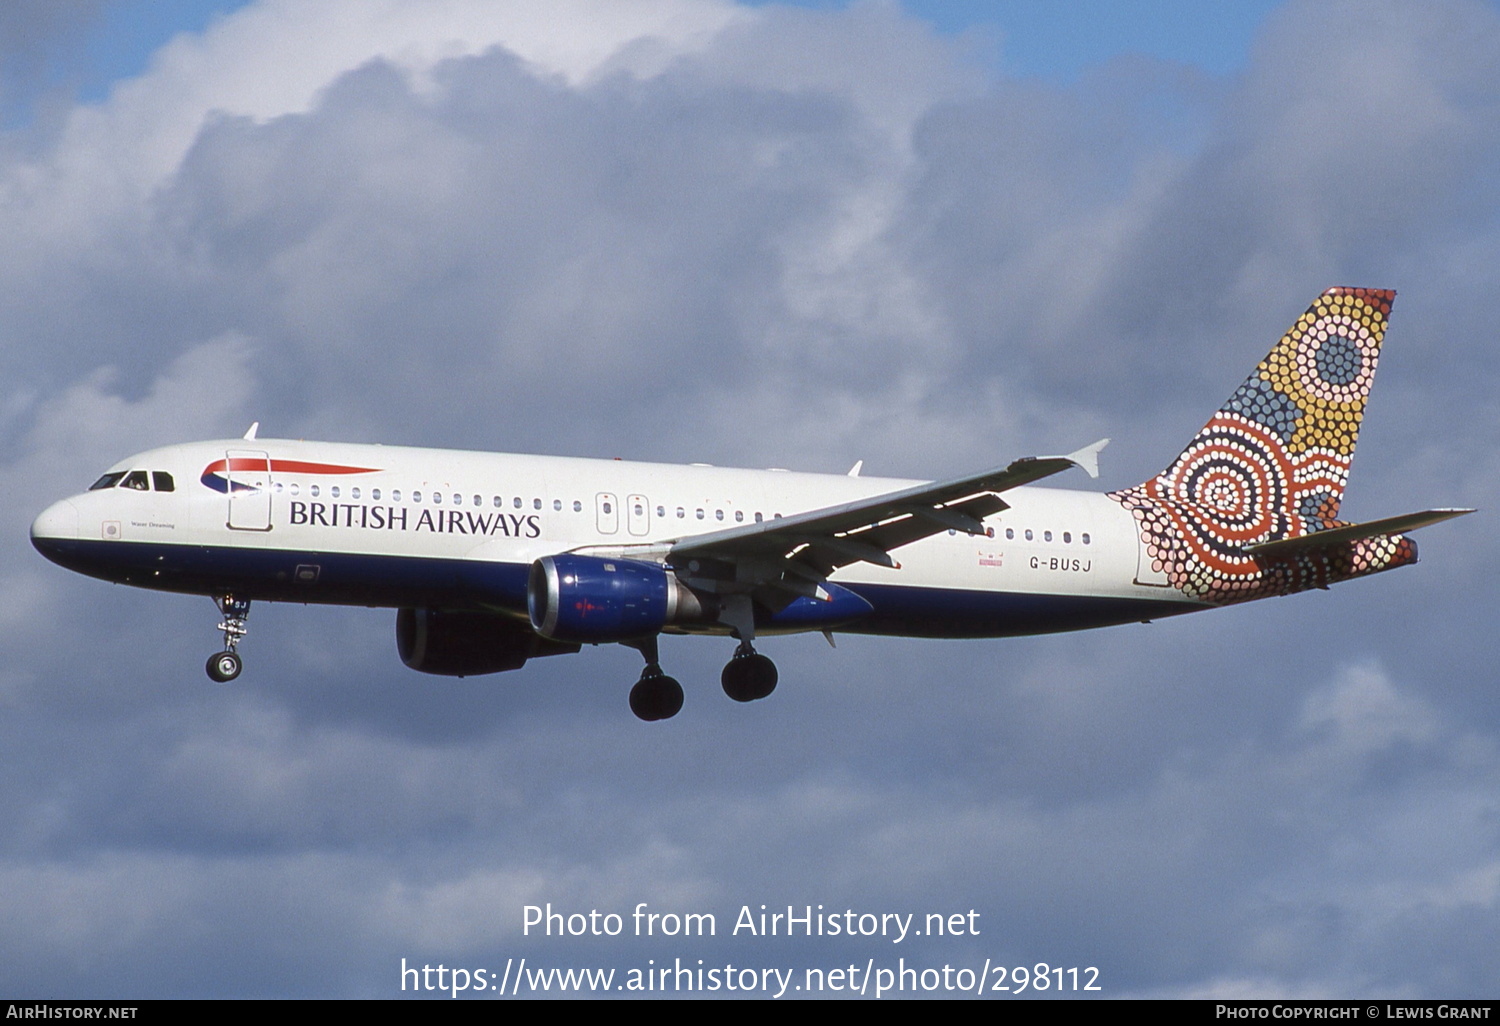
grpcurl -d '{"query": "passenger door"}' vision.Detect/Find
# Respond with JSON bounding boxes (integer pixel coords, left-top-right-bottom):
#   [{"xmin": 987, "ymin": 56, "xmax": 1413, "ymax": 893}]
[{"xmin": 226, "ymin": 450, "xmax": 272, "ymax": 531}]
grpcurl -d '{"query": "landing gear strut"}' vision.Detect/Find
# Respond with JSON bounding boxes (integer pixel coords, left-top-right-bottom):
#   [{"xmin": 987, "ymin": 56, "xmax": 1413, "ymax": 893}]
[
  {"xmin": 625, "ymin": 635, "xmax": 683, "ymax": 721},
  {"xmin": 206, "ymin": 594, "xmax": 250, "ymax": 683}
]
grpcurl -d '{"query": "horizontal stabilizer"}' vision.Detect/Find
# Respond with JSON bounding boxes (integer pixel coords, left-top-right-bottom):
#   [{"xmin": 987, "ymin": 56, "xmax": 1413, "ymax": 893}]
[{"xmin": 1245, "ymin": 508, "xmax": 1474, "ymax": 560}]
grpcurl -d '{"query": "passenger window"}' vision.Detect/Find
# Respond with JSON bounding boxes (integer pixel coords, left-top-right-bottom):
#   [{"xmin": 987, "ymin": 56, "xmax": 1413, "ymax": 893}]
[
  {"xmin": 555, "ymin": 500, "xmax": 563, "ymax": 511},
  {"xmin": 573, "ymin": 501, "xmax": 582, "ymax": 512},
  {"xmin": 413, "ymin": 491, "xmax": 422, "ymax": 503},
  {"xmin": 656, "ymin": 505, "xmax": 664, "ymax": 518},
  {"xmin": 1006, "ymin": 528, "xmax": 1014, "ymax": 539},
  {"xmin": 677, "ymin": 507, "xmax": 685, "ymax": 519},
  {"xmin": 331, "ymin": 486, "xmax": 340, "ymax": 499},
  {"xmin": 1044, "ymin": 530, "xmax": 1052, "ymax": 542},
  {"xmin": 89, "ymin": 472, "xmax": 126, "ymax": 491},
  {"xmin": 1063, "ymin": 531, "xmax": 1071, "ymax": 543},
  {"xmin": 494, "ymin": 496, "xmax": 503, "ymax": 508},
  {"xmin": 310, "ymin": 485, "xmax": 320, "ymax": 498},
  {"xmin": 603, "ymin": 501, "xmax": 613, "ymax": 515},
  {"xmin": 351, "ymin": 487, "xmax": 361, "ymax": 500},
  {"xmin": 392, "ymin": 490, "xmax": 401, "ymax": 502},
  {"xmin": 152, "ymin": 471, "xmax": 175, "ymax": 492},
  {"xmin": 696, "ymin": 509, "xmax": 705, "ymax": 520},
  {"xmin": 372, "ymin": 489, "xmax": 381, "ymax": 501},
  {"xmin": 1024, "ymin": 529, "xmax": 1033, "ymax": 541},
  {"xmin": 290, "ymin": 483, "xmax": 300, "ymax": 496},
  {"xmin": 433, "ymin": 492, "xmax": 441, "ymax": 505},
  {"xmin": 755, "ymin": 512, "xmax": 763, "ymax": 523},
  {"xmin": 123, "ymin": 470, "xmax": 149, "ymax": 491},
  {"xmin": 514, "ymin": 497, "xmax": 522, "ymax": 509},
  {"xmin": 475, "ymin": 495, "xmax": 483, "ymax": 507},
  {"xmin": 716, "ymin": 510, "xmax": 724, "ymax": 521},
  {"xmin": 534, "ymin": 498, "xmax": 541, "ymax": 510},
  {"xmin": 735, "ymin": 510, "xmax": 744, "ymax": 522},
  {"xmin": 1082, "ymin": 533, "xmax": 1091, "ymax": 545}
]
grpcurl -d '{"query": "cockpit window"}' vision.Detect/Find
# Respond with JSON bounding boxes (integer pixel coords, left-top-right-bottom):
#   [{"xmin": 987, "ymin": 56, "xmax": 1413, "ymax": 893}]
[
  {"xmin": 89, "ymin": 472, "xmax": 127, "ymax": 491},
  {"xmin": 152, "ymin": 471, "xmax": 175, "ymax": 492},
  {"xmin": 122, "ymin": 470, "xmax": 149, "ymax": 491}
]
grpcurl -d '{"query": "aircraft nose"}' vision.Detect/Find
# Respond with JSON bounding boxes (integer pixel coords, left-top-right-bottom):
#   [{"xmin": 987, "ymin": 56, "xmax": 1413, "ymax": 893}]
[{"xmin": 31, "ymin": 498, "xmax": 79, "ymax": 561}]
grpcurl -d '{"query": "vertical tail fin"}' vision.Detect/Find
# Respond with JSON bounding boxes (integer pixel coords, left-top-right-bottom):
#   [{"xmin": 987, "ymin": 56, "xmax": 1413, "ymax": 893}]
[
  {"xmin": 1112, "ymin": 288, "xmax": 1410, "ymax": 602},
  {"xmin": 1171, "ymin": 286, "xmax": 1393, "ymax": 525}
]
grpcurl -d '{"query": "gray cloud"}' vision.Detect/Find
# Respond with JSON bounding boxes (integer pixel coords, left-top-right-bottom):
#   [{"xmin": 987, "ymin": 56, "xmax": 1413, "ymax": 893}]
[{"xmin": 0, "ymin": 0, "xmax": 108, "ymax": 123}]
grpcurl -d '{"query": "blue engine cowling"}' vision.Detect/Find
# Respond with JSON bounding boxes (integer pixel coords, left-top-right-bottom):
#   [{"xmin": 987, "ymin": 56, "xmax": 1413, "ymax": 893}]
[
  {"xmin": 529, "ymin": 554, "xmax": 877, "ymax": 643},
  {"xmin": 528, "ymin": 554, "xmax": 711, "ymax": 643}
]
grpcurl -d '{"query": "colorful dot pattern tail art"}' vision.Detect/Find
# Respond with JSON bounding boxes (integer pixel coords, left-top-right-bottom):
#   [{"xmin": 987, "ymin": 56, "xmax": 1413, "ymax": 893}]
[{"xmin": 1110, "ymin": 287, "xmax": 1417, "ymax": 604}]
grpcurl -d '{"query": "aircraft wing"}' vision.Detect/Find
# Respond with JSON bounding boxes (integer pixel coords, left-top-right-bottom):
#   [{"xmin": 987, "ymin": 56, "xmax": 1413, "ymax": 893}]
[{"xmin": 664, "ymin": 439, "xmax": 1108, "ymax": 600}]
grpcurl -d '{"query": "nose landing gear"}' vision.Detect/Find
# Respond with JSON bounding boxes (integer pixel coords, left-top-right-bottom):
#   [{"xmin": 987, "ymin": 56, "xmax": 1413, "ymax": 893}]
[{"xmin": 206, "ymin": 594, "xmax": 250, "ymax": 683}]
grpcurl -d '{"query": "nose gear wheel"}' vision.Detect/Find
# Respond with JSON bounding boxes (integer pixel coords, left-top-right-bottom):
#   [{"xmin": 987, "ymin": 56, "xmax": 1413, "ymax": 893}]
[{"xmin": 207, "ymin": 650, "xmax": 241, "ymax": 683}]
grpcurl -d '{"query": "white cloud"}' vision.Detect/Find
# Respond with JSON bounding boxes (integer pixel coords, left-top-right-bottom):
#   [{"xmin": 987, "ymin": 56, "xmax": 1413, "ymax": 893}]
[
  {"xmin": 65, "ymin": 0, "xmax": 745, "ymax": 182},
  {"xmin": 1296, "ymin": 661, "xmax": 1442, "ymax": 758}
]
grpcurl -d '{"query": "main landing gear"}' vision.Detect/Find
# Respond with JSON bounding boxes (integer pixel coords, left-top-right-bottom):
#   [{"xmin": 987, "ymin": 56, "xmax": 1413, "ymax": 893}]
[
  {"xmin": 627, "ymin": 635, "xmax": 683, "ymax": 722},
  {"xmin": 206, "ymin": 594, "xmax": 250, "ymax": 683},
  {"xmin": 720, "ymin": 641, "xmax": 778, "ymax": 703},
  {"xmin": 716, "ymin": 594, "xmax": 777, "ymax": 705},
  {"xmin": 623, "ymin": 633, "xmax": 780, "ymax": 721}
]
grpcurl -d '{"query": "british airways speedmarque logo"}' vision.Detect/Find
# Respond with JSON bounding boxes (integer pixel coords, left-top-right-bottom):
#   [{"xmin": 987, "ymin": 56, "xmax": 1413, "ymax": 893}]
[{"xmin": 199, "ymin": 458, "xmax": 381, "ymax": 493}]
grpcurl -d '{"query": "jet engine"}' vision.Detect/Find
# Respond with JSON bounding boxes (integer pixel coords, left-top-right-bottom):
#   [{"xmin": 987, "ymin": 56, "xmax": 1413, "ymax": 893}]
[
  {"xmin": 527, "ymin": 554, "xmax": 715, "ymax": 644},
  {"xmin": 396, "ymin": 607, "xmax": 579, "ymax": 677}
]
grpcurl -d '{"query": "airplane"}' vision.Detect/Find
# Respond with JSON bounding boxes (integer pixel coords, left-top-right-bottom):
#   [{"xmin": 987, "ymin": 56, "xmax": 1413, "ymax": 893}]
[{"xmin": 30, "ymin": 287, "xmax": 1471, "ymax": 720}]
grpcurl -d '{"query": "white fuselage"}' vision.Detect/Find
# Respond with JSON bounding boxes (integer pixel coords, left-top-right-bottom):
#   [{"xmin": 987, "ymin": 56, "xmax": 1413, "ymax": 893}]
[{"xmin": 32, "ymin": 438, "xmax": 1198, "ymax": 641}]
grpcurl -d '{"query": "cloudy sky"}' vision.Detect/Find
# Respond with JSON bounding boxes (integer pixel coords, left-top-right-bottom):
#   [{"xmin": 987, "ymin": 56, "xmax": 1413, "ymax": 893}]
[{"xmin": 3, "ymin": 0, "xmax": 1497, "ymax": 999}]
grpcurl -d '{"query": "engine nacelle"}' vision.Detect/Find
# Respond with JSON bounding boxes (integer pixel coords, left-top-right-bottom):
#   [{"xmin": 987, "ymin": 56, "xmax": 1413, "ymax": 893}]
[
  {"xmin": 527, "ymin": 554, "xmax": 713, "ymax": 643},
  {"xmin": 396, "ymin": 607, "xmax": 579, "ymax": 677}
]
